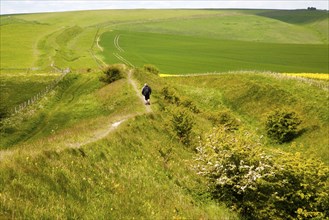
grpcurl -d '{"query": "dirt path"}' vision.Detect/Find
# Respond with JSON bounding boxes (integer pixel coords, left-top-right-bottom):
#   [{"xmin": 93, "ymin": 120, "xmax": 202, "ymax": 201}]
[
  {"xmin": 67, "ymin": 68, "xmax": 151, "ymax": 148},
  {"xmin": 127, "ymin": 69, "xmax": 152, "ymax": 113},
  {"xmin": 0, "ymin": 69, "xmax": 151, "ymax": 161}
]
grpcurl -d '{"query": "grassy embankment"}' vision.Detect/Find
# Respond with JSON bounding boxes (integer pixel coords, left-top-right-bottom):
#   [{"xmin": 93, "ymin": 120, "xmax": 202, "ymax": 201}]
[
  {"xmin": 0, "ymin": 9, "xmax": 328, "ymax": 219},
  {"xmin": 0, "ymin": 69, "xmax": 240, "ymax": 219},
  {"xmin": 0, "ymin": 10, "xmax": 245, "ymax": 219}
]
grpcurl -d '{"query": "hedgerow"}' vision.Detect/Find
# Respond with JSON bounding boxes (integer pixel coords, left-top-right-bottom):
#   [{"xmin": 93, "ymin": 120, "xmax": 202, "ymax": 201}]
[{"xmin": 194, "ymin": 126, "xmax": 329, "ymax": 220}]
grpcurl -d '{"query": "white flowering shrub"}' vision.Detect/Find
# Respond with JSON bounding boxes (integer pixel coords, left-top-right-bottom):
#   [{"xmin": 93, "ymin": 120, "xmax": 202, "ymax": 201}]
[{"xmin": 194, "ymin": 126, "xmax": 329, "ymax": 220}]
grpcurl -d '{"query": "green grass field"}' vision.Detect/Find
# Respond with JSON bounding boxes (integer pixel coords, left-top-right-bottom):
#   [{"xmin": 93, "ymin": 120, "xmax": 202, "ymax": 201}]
[
  {"xmin": 0, "ymin": 9, "xmax": 328, "ymax": 219},
  {"xmin": 100, "ymin": 30, "xmax": 328, "ymax": 73},
  {"xmin": 98, "ymin": 9, "xmax": 328, "ymax": 74}
]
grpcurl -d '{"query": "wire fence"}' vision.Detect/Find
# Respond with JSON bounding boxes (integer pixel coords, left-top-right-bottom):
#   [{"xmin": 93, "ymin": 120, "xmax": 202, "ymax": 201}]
[
  {"xmin": 11, "ymin": 66, "xmax": 70, "ymax": 115},
  {"xmin": 7, "ymin": 27, "xmax": 102, "ymax": 116}
]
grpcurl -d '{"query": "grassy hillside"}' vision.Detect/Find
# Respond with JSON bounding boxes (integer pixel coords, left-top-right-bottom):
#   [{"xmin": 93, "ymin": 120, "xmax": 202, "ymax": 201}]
[
  {"xmin": 113, "ymin": 10, "xmax": 327, "ymax": 44},
  {"xmin": 0, "ymin": 69, "xmax": 240, "ymax": 219},
  {"xmin": 252, "ymin": 9, "xmax": 329, "ymax": 43},
  {"xmin": 1, "ymin": 9, "xmax": 328, "ymax": 219},
  {"xmin": 1, "ymin": 67, "xmax": 328, "ymax": 218},
  {"xmin": 0, "ymin": 72, "xmax": 144, "ymax": 148},
  {"xmin": 98, "ymin": 9, "xmax": 328, "ymax": 73},
  {"xmin": 162, "ymin": 73, "xmax": 329, "ymax": 161},
  {"xmin": 1, "ymin": 9, "xmax": 327, "ymax": 71},
  {"xmin": 0, "ymin": 72, "xmax": 60, "ymax": 111}
]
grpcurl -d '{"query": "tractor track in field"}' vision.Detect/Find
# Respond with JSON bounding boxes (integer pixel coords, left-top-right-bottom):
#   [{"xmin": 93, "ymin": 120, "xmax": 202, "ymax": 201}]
[
  {"xmin": 114, "ymin": 34, "xmax": 125, "ymax": 52},
  {"xmin": 112, "ymin": 34, "xmax": 135, "ymax": 68}
]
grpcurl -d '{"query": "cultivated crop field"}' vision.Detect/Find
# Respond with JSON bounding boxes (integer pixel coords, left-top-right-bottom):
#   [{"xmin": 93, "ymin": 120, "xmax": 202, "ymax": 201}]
[
  {"xmin": 99, "ymin": 9, "xmax": 328, "ymax": 74},
  {"xmin": 101, "ymin": 30, "xmax": 328, "ymax": 73},
  {"xmin": 0, "ymin": 9, "xmax": 328, "ymax": 220}
]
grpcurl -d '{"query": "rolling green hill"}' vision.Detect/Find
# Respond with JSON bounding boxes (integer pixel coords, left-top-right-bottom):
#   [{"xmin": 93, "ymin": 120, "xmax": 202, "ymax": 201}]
[{"xmin": 0, "ymin": 9, "xmax": 328, "ymax": 219}]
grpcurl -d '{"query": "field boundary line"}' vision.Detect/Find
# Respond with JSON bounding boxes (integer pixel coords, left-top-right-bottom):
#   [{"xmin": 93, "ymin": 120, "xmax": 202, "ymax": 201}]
[
  {"xmin": 89, "ymin": 27, "xmax": 107, "ymax": 69},
  {"xmin": 160, "ymin": 71, "xmax": 329, "ymax": 91},
  {"xmin": 89, "ymin": 50, "xmax": 107, "ymax": 68},
  {"xmin": 96, "ymin": 36, "xmax": 104, "ymax": 52}
]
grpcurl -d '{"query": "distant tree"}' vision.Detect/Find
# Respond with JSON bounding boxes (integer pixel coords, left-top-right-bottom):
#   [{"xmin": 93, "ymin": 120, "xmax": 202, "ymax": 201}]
[{"xmin": 307, "ymin": 7, "xmax": 317, "ymax": 10}]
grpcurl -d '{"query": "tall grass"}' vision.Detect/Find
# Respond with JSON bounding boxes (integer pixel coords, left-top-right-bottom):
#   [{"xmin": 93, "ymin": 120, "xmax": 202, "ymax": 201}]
[
  {"xmin": 0, "ymin": 71, "xmax": 239, "ymax": 219},
  {"xmin": 0, "ymin": 71, "xmax": 143, "ymax": 148},
  {"xmin": 160, "ymin": 72, "xmax": 329, "ymax": 163},
  {"xmin": 0, "ymin": 72, "xmax": 60, "ymax": 110},
  {"xmin": 1, "ymin": 9, "xmax": 328, "ymax": 219},
  {"xmin": 1, "ymin": 69, "xmax": 327, "ymax": 218}
]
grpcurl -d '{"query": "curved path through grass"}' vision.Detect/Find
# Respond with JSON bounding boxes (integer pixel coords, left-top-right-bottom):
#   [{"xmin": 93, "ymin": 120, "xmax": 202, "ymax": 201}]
[
  {"xmin": 67, "ymin": 69, "xmax": 152, "ymax": 148},
  {"xmin": 0, "ymin": 69, "xmax": 152, "ymax": 161}
]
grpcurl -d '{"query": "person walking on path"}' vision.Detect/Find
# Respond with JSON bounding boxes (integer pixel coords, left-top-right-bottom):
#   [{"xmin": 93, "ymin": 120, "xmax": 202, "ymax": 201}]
[{"xmin": 142, "ymin": 83, "xmax": 152, "ymax": 105}]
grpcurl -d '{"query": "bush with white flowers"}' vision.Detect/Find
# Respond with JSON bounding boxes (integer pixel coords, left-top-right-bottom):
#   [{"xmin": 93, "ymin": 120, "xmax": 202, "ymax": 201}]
[{"xmin": 194, "ymin": 126, "xmax": 329, "ymax": 219}]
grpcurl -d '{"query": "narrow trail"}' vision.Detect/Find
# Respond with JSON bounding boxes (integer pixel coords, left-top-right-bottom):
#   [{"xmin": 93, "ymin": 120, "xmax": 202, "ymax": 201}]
[
  {"xmin": 67, "ymin": 68, "xmax": 151, "ymax": 148},
  {"xmin": 127, "ymin": 69, "xmax": 152, "ymax": 114},
  {"xmin": 0, "ymin": 69, "xmax": 151, "ymax": 161},
  {"xmin": 1, "ymin": 30, "xmax": 150, "ymax": 161}
]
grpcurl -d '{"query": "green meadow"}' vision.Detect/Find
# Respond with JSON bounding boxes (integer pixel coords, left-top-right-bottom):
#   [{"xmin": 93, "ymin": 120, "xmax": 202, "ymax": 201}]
[
  {"xmin": 0, "ymin": 9, "xmax": 328, "ymax": 219},
  {"xmin": 101, "ymin": 30, "xmax": 328, "ymax": 73},
  {"xmin": 99, "ymin": 9, "xmax": 328, "ymax": 74}
]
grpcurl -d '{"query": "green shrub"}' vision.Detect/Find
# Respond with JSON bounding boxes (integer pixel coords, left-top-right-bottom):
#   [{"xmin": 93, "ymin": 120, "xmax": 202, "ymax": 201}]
[
  {"xmin": 180, "ymin": 98, "xmax": 200, "ymax": 114},
  {"xmin": 205, "ymin": 110, "xmax": 240, "ymax": 131},
  {"xmin": 0, "ymin": 105, "xmax": 9, "ymax": 122},
  {"xmin": 195, "ymin": 126, "xmax": 329, "ymax": 220},
  {"xmin": 161, "ymin": 87, "xmax": 180, "ymax": 105},
  {"xmin": 143, "ymin": 64, "xmax": 160, "ymax": 75},
  {"xmin": 99, "ymin": 64, "xmax": 124, "ymax": 84},
  {"xmin": 170, "ymin": 107, "xmax": 194, "ymax": 145},
  {"xmin": 160, "ymin": 87, "xmax": 200, "ymax": 114},
  {"xmin": 265, "ymin": 109, "xmax": 302, "ymax": 143},
  {"xmin": 0, "ymin": 91, "xmax": 9, "ymax": 122}
]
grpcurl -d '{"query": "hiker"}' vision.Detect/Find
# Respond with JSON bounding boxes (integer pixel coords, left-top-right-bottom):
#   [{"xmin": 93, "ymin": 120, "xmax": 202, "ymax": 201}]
[{"xmin": 142, "ymin": 83, "xmax": 152, "ymax": 105}]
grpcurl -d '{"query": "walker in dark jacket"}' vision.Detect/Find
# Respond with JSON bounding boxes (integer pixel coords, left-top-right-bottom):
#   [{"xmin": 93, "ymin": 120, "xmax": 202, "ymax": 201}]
[{"xmin": 142, "ymin": 83, "xmax": 152, "ymax": 105}]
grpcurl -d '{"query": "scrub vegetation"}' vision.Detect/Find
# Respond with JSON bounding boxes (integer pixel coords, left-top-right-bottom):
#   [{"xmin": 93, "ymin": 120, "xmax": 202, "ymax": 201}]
[{"xmin": 0, "ymin": 9, "xmax": 328, "ymax": 219}]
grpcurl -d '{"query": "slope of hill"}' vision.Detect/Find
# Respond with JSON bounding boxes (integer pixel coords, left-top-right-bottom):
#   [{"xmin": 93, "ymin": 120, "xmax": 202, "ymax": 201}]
[
  {"xmin": 0, "ymin": 9, "xmax": 328, "ymax": 219},
  {"xmin": 113, "ymin": 10, "xmax": 327, "ymax": 44},
  {"xmin": 0, "ymin": 69, "xmax": 240, "ymax": 219}
]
